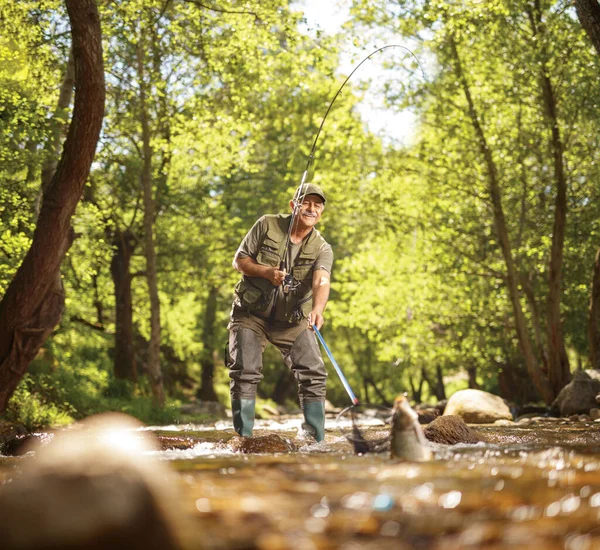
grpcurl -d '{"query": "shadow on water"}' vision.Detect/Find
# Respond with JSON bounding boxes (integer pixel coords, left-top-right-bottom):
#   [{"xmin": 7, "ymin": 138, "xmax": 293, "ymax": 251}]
[{"xmin": 2, "ymin": 417, "xmax": 600, "ymax": 549}]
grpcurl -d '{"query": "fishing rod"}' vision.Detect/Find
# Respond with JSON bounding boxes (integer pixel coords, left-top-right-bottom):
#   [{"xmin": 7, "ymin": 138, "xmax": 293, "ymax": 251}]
[
  {"xmin": 312, "ymin": 324, "xmax": 359, "ymax": 405},
  {"xmin": 280, "ymin": 44, "xmax": 426, "ymax": 289}
]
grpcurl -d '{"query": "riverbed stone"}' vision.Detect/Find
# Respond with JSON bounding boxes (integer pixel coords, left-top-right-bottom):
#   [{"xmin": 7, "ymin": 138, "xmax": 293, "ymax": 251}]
[
  {"xmin": 0, "ymin": 413, "xmax": 184, "ymax": 550},
  {"xmin": 228, "ymin": 433, "xmax": 297, "ymax": 454},
  {"xmin": 443, "ymin": 389, "xmax": 513, "ymax": 424},
  {"xmin": 180, "ymin": 399, "xmax": 227, "ymax": 417},
  {"xmin": 0, "ymin": 420, "xmax": 27, "ymax": 455},
  {"xmin": 424, "ymin": 415, "xmax": 483, "ymax": 445},
  {"xmin": 590, "ymin": 408, "xmax": 600, "ymax": 421},
  {"xmin": 552, "ymin": 370, "xmax": 600, "ymax": 416}
]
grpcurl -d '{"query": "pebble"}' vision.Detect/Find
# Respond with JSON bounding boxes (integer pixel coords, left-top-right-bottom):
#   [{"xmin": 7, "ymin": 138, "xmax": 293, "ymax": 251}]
[{"xmin": 590, "ymin": 408, "xmax": 600, "ymax": 421}]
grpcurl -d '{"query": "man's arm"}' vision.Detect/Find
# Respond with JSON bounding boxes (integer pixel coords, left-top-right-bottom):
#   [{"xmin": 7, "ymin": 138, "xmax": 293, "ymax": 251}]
[
  {"xmin": 234, "ymin": 256, "xmax": 286, "ymax": 286},
  {"xmin": 308, "ymin": 269, "xmax": 330, "ymax": 330}
]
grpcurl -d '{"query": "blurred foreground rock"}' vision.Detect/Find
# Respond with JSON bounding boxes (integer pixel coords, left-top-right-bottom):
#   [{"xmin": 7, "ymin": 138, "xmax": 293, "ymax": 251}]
[
  {"xmin": 0, "ymin": 413, "xmax": 184, "ymax": 550},
  {"xmin": 444, "ymin": 389, "xmax": 513, "ymax": 424}
]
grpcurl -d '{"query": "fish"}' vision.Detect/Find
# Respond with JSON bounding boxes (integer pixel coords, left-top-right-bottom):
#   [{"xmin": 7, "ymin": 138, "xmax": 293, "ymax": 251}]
[{"xmin": 390, "ymin": 395, "xmax": 433, "ymax": 461}]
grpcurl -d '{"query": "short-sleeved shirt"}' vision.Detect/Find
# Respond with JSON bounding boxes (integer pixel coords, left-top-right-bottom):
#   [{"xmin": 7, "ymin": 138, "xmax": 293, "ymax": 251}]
[{"xmin": 234, "ymin": 215, "xmax": 333, "ymax": 319}]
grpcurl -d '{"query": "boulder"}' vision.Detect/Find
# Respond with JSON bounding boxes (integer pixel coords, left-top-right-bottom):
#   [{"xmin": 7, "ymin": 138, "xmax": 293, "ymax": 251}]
[
  {"xmin": 552, "ymin": 370, "xmax": 600, "ymax": 416},
  {"xmin": 424, "ymin": 415, "xmax": 483, "ymax": 445},
  {"xmin": 444, "ymin": 389, "xmax": 513, "ymax": 424},
  {"xmin": 0, "ymin": 413, "xmax": 184, "ymax": 550}
]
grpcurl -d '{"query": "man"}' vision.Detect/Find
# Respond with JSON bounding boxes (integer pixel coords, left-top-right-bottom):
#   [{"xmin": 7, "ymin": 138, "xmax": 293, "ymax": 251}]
[{"xmin": 227, "ymin": 183, "xmax": 333, "ymax": 442}]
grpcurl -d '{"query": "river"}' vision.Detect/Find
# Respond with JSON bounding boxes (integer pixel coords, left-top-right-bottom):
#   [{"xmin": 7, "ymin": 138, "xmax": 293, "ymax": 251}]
[{"xmin": 2, "ymin": 414, "xmax": 600, "ymax": 549}]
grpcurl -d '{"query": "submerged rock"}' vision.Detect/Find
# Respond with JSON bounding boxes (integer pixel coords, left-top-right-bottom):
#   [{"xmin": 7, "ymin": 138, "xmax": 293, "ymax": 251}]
[
  {"xmin": 424, "ymin": 415, "xmax": 483, "ymax": 445},
  {"xmin": 0, "ymin": 413, "xmax": 184, "ymax": 550},
  {"xmin": 444, "ymin": 389, "xmax": 513, "ymax": 424},
  {"xmin": 390, "ymin": 396, "xmax": 432, "ymax": 461},
  {"xmin": 228, "ymin": 433, "xmax": 297, "ymax": 454}
]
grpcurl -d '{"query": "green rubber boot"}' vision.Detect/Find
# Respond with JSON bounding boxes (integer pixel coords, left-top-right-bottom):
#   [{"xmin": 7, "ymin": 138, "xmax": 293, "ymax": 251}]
[
  {"xmin": 231, "ymin": 399, "xmax": 255, "ymax": 437},
  {"xmin": 301, "ymin": 401, "xmax": 325, "ymax": 442}
]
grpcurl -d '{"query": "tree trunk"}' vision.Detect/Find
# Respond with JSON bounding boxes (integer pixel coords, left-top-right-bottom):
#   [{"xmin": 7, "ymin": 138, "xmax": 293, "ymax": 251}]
[
  {"xmin": 448, "ymin": 35, "xmax": 554, "ymax": 403},
  {"xmin": 529, "ymin": 0, "xmax": 571, "ymax": 394},
  {"xmin": 110, "ymin": 229, "xmax": 137, "ymax": 381},
  {"xmin": 575, "ymin": 0, "xmax": 600, "ymax": 56},
  {"xmin": 197, "ymin": 286, "xmax": 219, "ymax": 401},
  {"xmin": 0, "ymin": 0, "xmax": 104, "ymax": 413},
  {"xmin": 136, "ymin": 42, "xmax": 165, "ymax": 407},
  {"xmin": 467, "ymin": 365, "xmax": 479, "ymax": 389},
  {"xmin": 589, "ymin": 248, "xmax": 600, "ymax": 369}
]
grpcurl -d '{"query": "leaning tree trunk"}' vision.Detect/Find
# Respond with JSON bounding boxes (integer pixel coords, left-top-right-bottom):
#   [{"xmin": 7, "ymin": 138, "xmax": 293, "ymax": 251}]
[
  {"xmin": 197, "ymin": 286, "xmax": 218, "ymax": 401},
  {"xmin": 448, "ymin": 35, "xmax": 555, "ymax": 404},
  {"xmin": 0, "ymin": 0, "xmax": 104, "ymax": 413},
  {"xmin": 136, "ymin": 42, "xmax": 165, "ymax": 406},
  {"xmin": 575, "ymin": 0, "xmax": 600, "ymax": 56},
  {"xmin": 110, "ymin": 228, "xmax": 137, "ymax": 381}
]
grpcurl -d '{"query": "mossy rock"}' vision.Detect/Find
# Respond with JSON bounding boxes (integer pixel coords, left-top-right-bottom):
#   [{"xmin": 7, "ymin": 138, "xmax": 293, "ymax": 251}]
[
  {"xmin": 228, "ymin": 433, "xmax": 297, "ymax": 454},
  {"xmin": 423, "ymin": 415, "xmax": 483, "ymax": 445},
  {"xmin": 0, "ymin": 420, "xmax": 28, "ymax": 454}
]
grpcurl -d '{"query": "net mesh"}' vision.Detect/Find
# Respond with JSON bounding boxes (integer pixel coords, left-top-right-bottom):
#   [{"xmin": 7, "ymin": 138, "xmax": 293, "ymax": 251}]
[{"xmin": 335, "ymin": 404, "xmax": 393, "ymax": 454}]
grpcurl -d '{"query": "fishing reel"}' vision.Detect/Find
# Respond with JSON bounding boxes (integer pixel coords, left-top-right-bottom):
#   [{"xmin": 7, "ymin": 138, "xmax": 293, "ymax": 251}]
[{"xmin": 282, "ymin": 272, "xmax": 301, "ymax": 294}]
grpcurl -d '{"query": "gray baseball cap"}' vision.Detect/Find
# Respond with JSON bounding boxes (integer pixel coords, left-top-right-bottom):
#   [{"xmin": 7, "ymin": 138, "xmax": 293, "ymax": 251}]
[{"xmin": 294, "ymin": 183, "xmax": 326, "ymax": 203}]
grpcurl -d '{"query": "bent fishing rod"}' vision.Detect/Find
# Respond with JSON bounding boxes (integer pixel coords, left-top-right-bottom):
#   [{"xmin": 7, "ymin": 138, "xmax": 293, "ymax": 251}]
[
  {"xmin": 283, "ymin": 45, "xmax": 425, "ymax": 407},
  {"xmin": 280, "ymin": 43, "xmax": 426, "ymax": 279}
]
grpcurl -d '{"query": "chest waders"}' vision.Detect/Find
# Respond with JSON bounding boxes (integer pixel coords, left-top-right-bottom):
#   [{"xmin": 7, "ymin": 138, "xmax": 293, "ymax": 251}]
[{"xmin": 230, "ymin": 215, "xmax": 328, "ymax": 441}]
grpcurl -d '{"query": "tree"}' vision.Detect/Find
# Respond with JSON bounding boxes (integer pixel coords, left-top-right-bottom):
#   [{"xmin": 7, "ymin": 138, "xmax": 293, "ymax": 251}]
[{"xmin": 0, "ymin": 0, "xmax": 105, "ymax": 412}]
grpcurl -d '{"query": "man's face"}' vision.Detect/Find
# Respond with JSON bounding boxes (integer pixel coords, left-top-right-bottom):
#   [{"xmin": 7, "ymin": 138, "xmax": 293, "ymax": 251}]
[{"xmin": 290, "ymin": 194, "xmax": 325, "ymax": 229}]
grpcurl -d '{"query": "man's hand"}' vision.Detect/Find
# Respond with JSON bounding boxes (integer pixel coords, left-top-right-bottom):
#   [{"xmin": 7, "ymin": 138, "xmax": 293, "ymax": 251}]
[
  {"xmin": 308, "ymin": 310, "xmax": 324, "ymax": 331},
  {"xmin": 268, "ymin": 267, "xmax": 286, "ymax": 286}
]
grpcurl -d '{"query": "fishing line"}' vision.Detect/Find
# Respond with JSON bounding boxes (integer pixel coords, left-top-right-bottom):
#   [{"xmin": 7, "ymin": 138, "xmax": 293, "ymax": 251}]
[{"xmin": 282, "ymin": 43, "xmax": 427, "ymax": 265}]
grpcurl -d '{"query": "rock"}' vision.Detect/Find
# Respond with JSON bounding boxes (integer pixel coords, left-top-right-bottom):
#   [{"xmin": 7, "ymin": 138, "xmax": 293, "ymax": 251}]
[
  {"xmin": 0, "ymin": 413, "xmax": 184, "ymax": 550},
  {"xmin": 443, "ymin": 389, "xmax": 513, "ymax": 424},
  {"xmin": 180, "ymin": 399, "xmax": 226, "ymax": 417},
  {"xmin": 228, "ymin": 433, "xmax": 297, "ymax": 454},
  {"xmin": 569, "ymin": 414, "xmax": 579, "ymax": 422},
  {"xmin": 595, "ymin": 393, "xmax": 600, "ymax": 405},
  {"xmin": 424, "ymin": 415, "xmax": 483, "ymax": 445},
  {"xmin": 0, "ymin": 420, "xmax": 27, "ymax": 455},
  {"xmin": 493, "ymin": 419, "xmax": 514, "ymax": 426},
  {"xmin": 416, "ymin": 407, "xmax": 439, "ymax": 424},
  {"xmin": 590, "ymin": 408, "xmax": 600, "ymax": 421},
  {"xmin": 260, "ymin": 404, "xmax": 280, "ymax": 417},
  {"xmin": 552, "ymin": 371, "xmax": 600, "ymax": 416}
]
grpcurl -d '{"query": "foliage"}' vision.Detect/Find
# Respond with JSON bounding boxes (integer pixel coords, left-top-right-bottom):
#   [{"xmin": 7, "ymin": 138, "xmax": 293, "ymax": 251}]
[{"xmin": 2, "ymin": 0, "xmax": 600, "ymax": 426}]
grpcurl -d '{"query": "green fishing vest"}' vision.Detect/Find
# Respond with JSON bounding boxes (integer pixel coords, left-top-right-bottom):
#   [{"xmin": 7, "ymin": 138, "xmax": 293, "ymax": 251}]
[{"xmin": 234, "ymin": 214, "xmax": 327, "ymax": 323}]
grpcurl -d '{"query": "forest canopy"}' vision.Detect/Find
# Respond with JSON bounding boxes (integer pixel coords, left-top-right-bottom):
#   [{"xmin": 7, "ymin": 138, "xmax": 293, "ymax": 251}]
[{"xmin": 1, "ymin": 0, "xmax": 599, "ymax": 427}]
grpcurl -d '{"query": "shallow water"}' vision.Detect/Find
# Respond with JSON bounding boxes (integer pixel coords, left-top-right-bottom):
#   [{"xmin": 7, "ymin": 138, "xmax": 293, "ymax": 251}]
[{"xmin": 2, "ymin": 416, "xmax": 600, "ymax": 549}]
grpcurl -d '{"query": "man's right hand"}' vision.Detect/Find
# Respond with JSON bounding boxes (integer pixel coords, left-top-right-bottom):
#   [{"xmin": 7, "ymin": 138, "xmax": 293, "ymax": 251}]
[{"xmin": 268, "ymin": 267, "xmax": 286, "ymax": 286}]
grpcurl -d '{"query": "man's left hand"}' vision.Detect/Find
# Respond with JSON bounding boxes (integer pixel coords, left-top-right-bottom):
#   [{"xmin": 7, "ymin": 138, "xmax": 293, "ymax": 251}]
[{"xmin": 308, "ymin": 311, "xmax": 324, "ymax": 331}]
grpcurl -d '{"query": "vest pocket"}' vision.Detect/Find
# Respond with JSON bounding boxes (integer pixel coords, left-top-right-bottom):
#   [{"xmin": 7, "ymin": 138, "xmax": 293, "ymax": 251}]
[{"xmin": 257, "ymin": 246, "xmax": 280, "ymax": 267}]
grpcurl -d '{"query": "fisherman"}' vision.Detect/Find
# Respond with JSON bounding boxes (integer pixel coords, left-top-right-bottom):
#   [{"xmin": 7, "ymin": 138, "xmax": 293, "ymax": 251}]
[{"xmin": 227, "ymin": 183, "xmax": 333, "ymax": 442}]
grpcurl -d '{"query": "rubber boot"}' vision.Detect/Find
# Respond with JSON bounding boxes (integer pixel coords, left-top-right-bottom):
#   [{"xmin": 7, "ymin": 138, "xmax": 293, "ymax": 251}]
[
  {"xmin": 301, "ymin": 401, "xmax": 325, "ymax": 442},
  {"xmin": 231, "ymin": 399, "xmax": 255, "ymax": 437}
]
